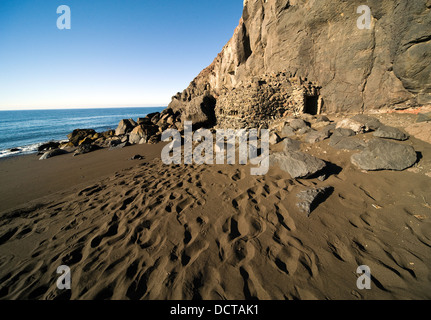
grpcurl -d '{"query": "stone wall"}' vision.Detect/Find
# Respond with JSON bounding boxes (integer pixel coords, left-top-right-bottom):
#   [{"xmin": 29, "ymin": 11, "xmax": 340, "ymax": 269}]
[{"xmin": 215, "ymin": 72, "xmax": 321, "ymax": 129}]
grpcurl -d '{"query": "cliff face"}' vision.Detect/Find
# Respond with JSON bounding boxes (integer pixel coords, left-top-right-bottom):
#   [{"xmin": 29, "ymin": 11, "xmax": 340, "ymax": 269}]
[{"xmin": 169, "ymin": 0, "xmax": 431, "ymax": 127}]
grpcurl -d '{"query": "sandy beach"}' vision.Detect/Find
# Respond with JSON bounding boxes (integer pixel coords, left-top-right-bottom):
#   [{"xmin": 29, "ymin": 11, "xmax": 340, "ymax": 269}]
[{"xmin": 1, "ymin": 113, "xmax": 430, "ymax": 300}]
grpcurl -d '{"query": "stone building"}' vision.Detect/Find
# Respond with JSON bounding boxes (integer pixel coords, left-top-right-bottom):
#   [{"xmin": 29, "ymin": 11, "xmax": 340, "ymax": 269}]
[{"xmin": 214, "ymin": 72, "xmax": 322, "ymax": 129}]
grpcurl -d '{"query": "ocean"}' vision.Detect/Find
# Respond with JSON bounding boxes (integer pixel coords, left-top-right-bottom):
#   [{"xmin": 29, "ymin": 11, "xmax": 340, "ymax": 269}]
[{"xmin": 0, "ymin": 107, "xmax": 166, "ymax": 158}]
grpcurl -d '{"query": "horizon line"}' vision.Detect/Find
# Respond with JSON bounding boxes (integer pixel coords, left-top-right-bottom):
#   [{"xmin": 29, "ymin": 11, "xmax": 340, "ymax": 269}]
[{"xmin": 0, "ymin": 105, "xmax": 168, "ymax": 112}]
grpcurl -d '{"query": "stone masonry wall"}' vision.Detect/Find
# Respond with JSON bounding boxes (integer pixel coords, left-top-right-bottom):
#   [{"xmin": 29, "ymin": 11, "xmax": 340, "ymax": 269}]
[{"xmin": 215, "ymin": 72, "xmax": 321, "ymax": 129}]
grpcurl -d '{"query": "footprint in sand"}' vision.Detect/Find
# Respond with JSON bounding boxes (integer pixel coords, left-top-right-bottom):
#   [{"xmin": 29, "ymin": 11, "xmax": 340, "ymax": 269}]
[{"xmin": 181, "ymin": 239, "xmax": 209, "ymax": 267}]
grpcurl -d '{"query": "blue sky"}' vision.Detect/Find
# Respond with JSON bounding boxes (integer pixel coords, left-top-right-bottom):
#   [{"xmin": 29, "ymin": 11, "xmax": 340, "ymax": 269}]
[{"xmin": 0, "ymin": 0, "xmax": 243, "ymax": 110}]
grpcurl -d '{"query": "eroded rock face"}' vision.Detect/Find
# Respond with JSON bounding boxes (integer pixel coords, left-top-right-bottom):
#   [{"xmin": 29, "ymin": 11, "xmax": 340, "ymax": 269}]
[{"xmin": 168, "ymin": 0, "xmax": 431, "ymax": 126}]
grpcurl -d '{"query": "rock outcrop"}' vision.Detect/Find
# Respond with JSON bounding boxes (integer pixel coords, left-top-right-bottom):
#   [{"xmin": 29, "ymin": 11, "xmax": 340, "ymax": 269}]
[{"xmin": 168, "ymin": 0, "xmax": 431, "ymax": 128}]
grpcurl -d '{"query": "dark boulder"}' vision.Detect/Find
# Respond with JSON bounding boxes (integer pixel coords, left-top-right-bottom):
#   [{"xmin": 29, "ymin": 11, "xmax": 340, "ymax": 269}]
[
  {"xmin": 373, "ymin": 125, "xmax": 409, "ymax": 141},
  {"xmin": 269, "ymin": 132, "xmax": 282, "ymax": 145},
  {"xmin": 332, "ymin": 128, "xmax": 356, "ymax": 137},
  {"xmin": 131, "ymin": 154, "xmax": 144, "ymax": 160},
  {"xmin": 270, "ymin": 151, "xmax": 327, "ymax": 179},
  {"xmin": 74, "ymin": 144, "xmax": 100, "ymax": 156},
  {"xmin": 115, "ymin": 119, "xmax": 136, "ymax": 136},
  {"xmin": 289, "ymin": 119, "xmax": 308, "ymax": 131},
  {"xmin": 101, "ymin": 130, "xmax": 115, "ymax": 138},
  {"xmin": 182, "ymin": 94, "xmax": 217, "ymax": 129},
  {"xmin": 351, "ymin": 139, "xmax": 417, "ymax": 171},
  {"xmin": 283, "ymin": 138, "xmax": 301, "ymax": 152},
  {"xmin": 281, "ymin": 125, "xmax": 296, "ymax": 137},
  {"xmin": 137, "ymin": 117, "xmax": 153, "ymax": 126},
  {"xmin": 350, "ymin": 115, "xmax": 382, "ymax": 131},
  {"xmin": 39, "ymin": 149, "xmax": 68, "ymax": 160},
  {"xmin": 109, "ymin": 141, "xmax": 129, "ymax": 149},
  {"xmin": 38, "ymin": 141, "xmax": 60, "ymax": 152},
  {"xmin": 304, "ymin": 129, "xmax": 330, "ymax": 144},
  {"xmin": 129, "ymin": 124, "xmax": 159, "ymax": 145},
  {"xmin": 68, "ymin": 129, "xmax": 96, "ymax": 146},
  {"xmin": 329, "ymin": 137, "xmax": 367, "ymax": 150}
]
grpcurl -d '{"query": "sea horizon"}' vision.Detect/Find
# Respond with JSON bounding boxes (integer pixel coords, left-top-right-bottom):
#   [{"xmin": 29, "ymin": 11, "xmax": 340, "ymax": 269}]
[{"xmin": 0, "ymin": 106, "xmax": 166, "ymax": 158}]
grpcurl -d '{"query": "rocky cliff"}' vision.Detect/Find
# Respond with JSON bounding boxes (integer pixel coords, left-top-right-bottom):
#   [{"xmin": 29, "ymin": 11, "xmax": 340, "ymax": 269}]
[{"xmin": 169, "ymin": 0, "xmax": 431, "ymax": 128}]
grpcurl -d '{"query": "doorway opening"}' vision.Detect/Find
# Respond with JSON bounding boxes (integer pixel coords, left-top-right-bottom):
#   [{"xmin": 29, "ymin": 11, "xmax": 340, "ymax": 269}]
[{"xmin": 304, "ymin": 96, "xmax": 319, "ymax": 115}]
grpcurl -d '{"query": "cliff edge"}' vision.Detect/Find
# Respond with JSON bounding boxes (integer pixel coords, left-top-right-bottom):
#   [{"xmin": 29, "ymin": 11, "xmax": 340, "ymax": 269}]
[{"xmin": 168, "ymin": 0, "xmax": 431, "ymax": 128}]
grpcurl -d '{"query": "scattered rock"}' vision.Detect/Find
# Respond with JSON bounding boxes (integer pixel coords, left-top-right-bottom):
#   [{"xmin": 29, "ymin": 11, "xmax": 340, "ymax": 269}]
[
  {"xmin": 143, "ymin": 112, "xmax": 160, "ymax": 123},
  {"xmin": 39, "ymin": 149, "xmax": 68, "ymax": 160},
  {"xmin": 351, "ymin": 139, "xmax": 417, "ymax": 171},
  {"xmin": 78, "ymin": 137, "xmax": 94, "ymax": 146},
  {"xmin": 137, "ymin": 117, "xmax": 153, "ymax": 126},
  {"xmin": 332, "ymin": 128, "xmax": 356, "ymax": 137},
  {"xmin": 283, "ymin": 138, "xmax": 301, "ymax": 152},
  {"xmin": 373, "ymin": 125, "xmax": 409, "ymax": 141},
  {"xmin": 321, "ymin": 123, "xmax": 337, "ymax": 136},
  {"xmin": 269, "ymin": 132, "xmax": 282, "ymax": 145},
  {"xmin": 329, "ymin": 137, "xmax": 367, "ymax": 150},
  {"xmin": 329, "ymin": 128, "xmax": 363, "ymax": 149},
  {"xmin": 115, "ymin": 119, "xmax": 136, "ymax": 136},
  {"xmin": 74, "ymin": 144, "xmax": 100, "ymax": 156},
  {"xmin": 304, "ymin": 129, "xmax": 330, "ymax": 144},
  {"xmin": 281, "ymin": 125, "xmax": 296, "ymax": 137},
  {"xmin": 129, "ymin": 124, "xmax": 159, "ymax": 145},
  {"xmin": 109, "ymin": 141, "xmax": 129, "ymax": 150},
  {"xmin": 9, "ymin": 148, "xmax": 20, "ymax": 152},
  {"xmin": 350, "ymin": 115, "xmax": 382, "ymax": 131},
  {"xmin": 59, "ymin": 142, "xmax": 74, "ymax": 149},
  {"xmin": 101, "ymin": 130, "xmax": 115, "ymax": 138},
  {"xmin": 296, "ymin": 186, "xmax": 333, "ymax": 216},
  {"xmin": 68, "ymin": 129, "xmax": 96, "ymax": 146},
  {"xmin": 336, "ymin": 118, "xmax": 366, "ymax": 134},
  {"xmin": 297, "ymin": 127, "xmax": 312, "ymax": 135},
  {"xmin": 128, "ymin": 119, "xmax": 138, "ymax": 127},
  {"xmin": 289, "ymin": 119, "xmax": 308, "ymax": 131},
  {"xmin": 270, "ymin": 151, "xmax": 327, "ymax": 179},
  {"xmin": 147, "ymin": 134, "xmax": 161, "ymax": 144},
  {"xmin": 312, "ymin": 121, "xmax": 331, "ymax": 130},
  {"xmin": 129, "ymin": 126, "xmax": 147, "ymax": 144},
  {"xmin": 131, "ymin": 154, "xmax": 144, "ymax": 160},
  {"xmin": 316, "ymin": 115, "xmax": 330, "ymax": 122},
  {"xmin": 38, "ymin": 141, "xmax": 60, "ymax": 152}
]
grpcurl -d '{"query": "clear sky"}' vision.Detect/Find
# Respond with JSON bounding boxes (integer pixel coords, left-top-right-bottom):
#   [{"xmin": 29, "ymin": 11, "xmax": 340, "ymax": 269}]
[{"xmin": 0, "ymin": 0, "xmax": 243, "ymax": 110}]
